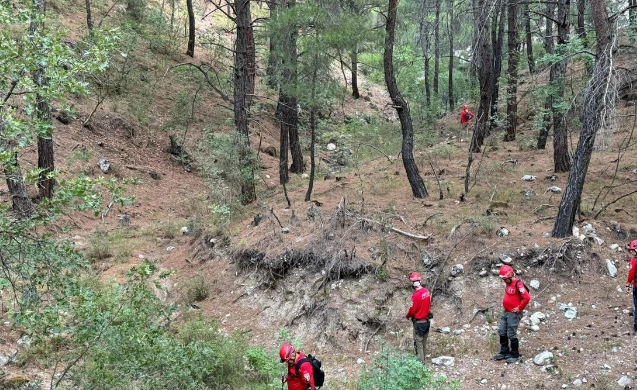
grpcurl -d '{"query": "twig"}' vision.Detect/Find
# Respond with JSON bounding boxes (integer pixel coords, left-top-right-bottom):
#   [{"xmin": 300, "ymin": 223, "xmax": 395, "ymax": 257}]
[
  {"xmin": 269, "ymin": 207, "xmax": 283, "ymax": 228},
  {"xmin": 593, "ymin": 189, "xmax": 637, "ymax": 219},
  {"xmin": 364, "ymin": 324, "xmax": 382, "ymax": 352},
  {"xmin": 358, "ymin": 217, "xmax": 432, "ymax": 240}
]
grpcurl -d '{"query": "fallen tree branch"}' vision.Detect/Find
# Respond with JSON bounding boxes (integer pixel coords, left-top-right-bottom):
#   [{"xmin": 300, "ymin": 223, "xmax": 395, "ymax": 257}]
[{"xmin": 358, "ymin": 217, "xmax": 432, "ymax": 240}]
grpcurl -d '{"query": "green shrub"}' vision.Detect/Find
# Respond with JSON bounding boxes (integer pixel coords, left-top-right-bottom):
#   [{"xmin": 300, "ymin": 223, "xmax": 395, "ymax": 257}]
[
  {"xmin": 182, "ymin": 275, "xmax": 210, "ymax": 303},
  {"xmin": 85, "ymin": 230, "xmax": 112, "ymax": 261},
  {"xmin": 357, "ymin": 347, "xmax": 459, "ymax": 390}
]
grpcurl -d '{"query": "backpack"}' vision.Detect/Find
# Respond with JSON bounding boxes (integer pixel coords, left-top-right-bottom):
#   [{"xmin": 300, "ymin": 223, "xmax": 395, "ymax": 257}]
[
  {"xmin": 516, "ymin": 279, "xmax": 531, "ymax": 300},
  {"xmin": 464, "ymin": 111, "xmax": 471, "ymax": 120},
  {"xmin": 295, "ymin": 354, "xmax": 325, "ymax": 388}
]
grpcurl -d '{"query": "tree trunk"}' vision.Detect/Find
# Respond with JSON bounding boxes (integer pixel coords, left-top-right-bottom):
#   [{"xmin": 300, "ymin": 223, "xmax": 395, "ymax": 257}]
[
  {"xmin": 234, "ymin": 0, "xmax": 256, "ymax": 204},
  {"xmin": 629, "ymin": 0, "xmax": 637, "ymax": 34},
  {"xmin": 552, "ymin": 0, "xmax": 614, "ymax": 237},
  {"xmin": 503, "ymin": 0, "xmax": 519, "ymax": 142},
  {"xmin": 281, "ymin": 0, "xmax": 303, "ymax": 174},
  {"xmin": 265, "ymin": 0, "xmax": 280, "ymax": 89},
  {"xmin": 523, "ymin": 1, "xmax": 535, "ymax": 74},
  {"xmin": 0, "ymin": 117, "xmax": 35, "ymax": 218},
  {"xmin": 30, "ymin": 0, "xmax": 55, "ymax": 199},
  {"xmin": 418, "ymin": 0, "xmax": 431, "ymax": 107},
  {"xmin": 471, "ymin": 0, "xmax": 494, "ymax": 153},
  {"xmin": 537, "ymin": 1, "xmax": 555, "ymax": 150},
  {"xmin": 552, "ymin": 0, "xmax": 571, "ymax": 172},
  {"xmin": 276, "ymin": 99, "xmax": 290, "ymax": 185},
  {"xmin": 433, "ymin": 0, "xmax": 440, "ymax": 97},
  {"xmin": 186, "ymin": 0, "xmax": 195, "ymax": 57},
  {"xmin": 351, "ymin": 47, "xmax": 360, "ymax": 99},
  {"xmin": 577, "ymin": 0, "xmax": 587, "ymax": 42},
  {"xmin": 490, "ymin": 0, "xmax": 505, "ymax": 122},
  {"xmin": 305, "ymin": 58, "xmax": 318, "ymax": 202},
  {"xmin": 384, "ymin": 0, "xmax": 428, "ymax": 198},
  {"xmin": 85, "ymin": 0, "xmax": 93, "ymax": 35},
  {"xmin": 447, "ymin": 0, "xmax": 454, "ymax": 111}
]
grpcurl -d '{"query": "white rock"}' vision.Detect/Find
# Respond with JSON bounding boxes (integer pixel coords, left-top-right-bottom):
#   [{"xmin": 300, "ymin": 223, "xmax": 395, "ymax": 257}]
[
  {"xmin": 479, "ymin": 269, "xmax": 488, "ymax": 277},
  {"xmin": 530, "ymin": 279, "xmax": 540, "ymax": 290},
  {"xmin": 533, "ymin": 351, "xmax": 554, "ymax": 366},
  {"xmin": 180, "ymin": 226, "xmax": 190, "ymax": 235},
  {"xmin": 564, "ymin": 307, "xmax": 578, "ymax": 320},
  {"xmin": 530, "ymin": 325, "xmax": 540, "ymax": 331},
  {"xmin": 582, "ymin": 223, "xmax": 595, "ymax": 234},
  {"xmin": 496, "ymin": 227, "xmax": 509, "ymax": 237},
  {"xmin": 610, "ymin": 243, "xmax": 622, "ymax": 251},
  {"xmin": 499, "ymin": 255, "xmax": 513, "ymax": 264},
  {"xmin": 618, "ymin": 376, "xmax": 632, "ymax": 387},
  {"xmin": 439, "ymin": 327, "xmax": 451, "ymax": 334},
  {"xmin": 606, "ymin": 259, "xmax": 618, "ymax": 278},
  {"xmin": 617, "ymin": 285, "xmax": 624, "ymax": 293},
  {"xmin": 547, "ymin": 186, "xmax": 562, "ymax": 193},
  {"xmin": 522, "ymin": 175, "xmax": 537, "ymax": 181},
  {"xmin": 166, "ymin": 246, "xmax": 175, "ymax": 251},
  {"xmin": 573, "ymin": 226, "xmax": 580, "ymax": 237},
  {"xmin": 301, "ymin": 173, "xmax": 309, "ymax": 179},
  {"xmin": 450, "ymin": 264, "xmax": 464, "ymax": 277},
  {"xmin": 530, "ymin": 312, "xmax": 546, "ymax": 325},
  {"xmin": 431, "ymin": 356, "xmax": 455, "ymax": 366},
  {"xmin": 573, "ymin": 379, "xmax": 583, "ymax": 386},
  {"xmin": 327, "ymin": 143, "xmax": 337, "ymax": 151},
  {"xmin": 480, "ymin": 379, "xmax": 487, "ymax": 385},
  {"xmin": 17, "ymin": 336, "xmax": 31, "ymax": 347},
  {"xmin": 356, "ymin": 358, "xmax": 365, "ymax": 364},
  {"xmin": 593, "ymin": 236, "xmax": 604, "ymax": 245}
]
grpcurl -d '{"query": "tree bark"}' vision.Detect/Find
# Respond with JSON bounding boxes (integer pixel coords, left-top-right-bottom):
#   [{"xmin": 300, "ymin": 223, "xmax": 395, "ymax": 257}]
[
  {"xmin": 552, "ymin": 0, "xmax": 614, "ymax": 237},
  {"xmin": 0, "ymin": 117, "xmax": 36, "ymax": 218},
  {"xmin": 503, "ymin": 0, "xmax": 519, "ymax": 142},
  {"xmin": 471, "ymin": 0, "xmax": 494, "ymax": 153},
  {"xmin": 351, "ymin": 47, "xmax": 360, "ymax": 99},
  {"xmin": 265, "ymin": 0, "xmax": 281, "ymax": 89},
  {"xmin": 489, "ymin": 0, "xmax": 506, "ymax": 122},
  {"xmin": 234, "ymin": 0, "xmax": 256, "ymax": 204},
  {"xmin": 523, "ymin": 1, "xmax": 535, "ymax": 74},
  {"xmin": 85, "ymin": 0, "xmax": 93, "ymax": 35},
  {"xmin": 433, "ymin": 0, "xmax": 440, "ymax": 97},
  {"xmin": 537, "ymin": 1, "xmax": 555, "ymax": 150},
  {"xmin": 186, "ymin": 0, "xmax": 195, "ymax": 57},
  {"xmin": 418, "ymin": 0, "xmax": 432, "ymax": 107},
  {"xmin": 577, "ymin": 0, "xmax": 587, "ymax": 42},
  {"xmin": 629, "ymin": 0, "xmax": 637, "ymax": 34},
  {"xmin": 447, "ymin": 0, "xmax": 454, "ymax": 111},
  {"xmin": 552, "ymin": 0, "xmax": 571, "ymax": 172},
  {"xmin": 384, "ymin": 0, "xmax": 428, "ymax": 198},
  {"xmin": 305, "ymin": 56, "xmax": 318, "ymax": 202}
]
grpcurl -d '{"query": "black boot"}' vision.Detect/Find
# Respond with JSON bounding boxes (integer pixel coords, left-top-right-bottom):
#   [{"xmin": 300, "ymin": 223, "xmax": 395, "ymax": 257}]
[
  {"xmin": 493, "ymin": 335, "xmax": 510, "ymax": 360},
  {"xmin": 506, "ymin": 338, "xmax": 520, "ymax": 364}
]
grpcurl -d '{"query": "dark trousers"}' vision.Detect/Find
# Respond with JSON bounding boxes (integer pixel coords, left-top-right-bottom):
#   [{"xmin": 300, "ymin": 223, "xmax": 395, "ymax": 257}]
[{"xmin": 633, "ymin": 287, "xmax": 637, "ymax": 329}]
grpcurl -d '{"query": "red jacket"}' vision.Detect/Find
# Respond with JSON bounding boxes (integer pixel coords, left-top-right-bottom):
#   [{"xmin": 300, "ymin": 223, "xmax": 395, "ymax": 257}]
[
  {"xmin": 406, "ymin": 287, "xmax": 431, "ymax": 320},
  {"xmin": 627, "ymin": 257, "xmax": 637, "ymax": 285},
  {"xmin": 285, "ymin": 352, "xmax": 315, "ymax": 390},
  {"xmin": 460, "ymin": 110, "xmax": 474, "ymax": 124},
  {"xmin": 502, "ymin": 278, "xmax": 531, "ymax": 312}
]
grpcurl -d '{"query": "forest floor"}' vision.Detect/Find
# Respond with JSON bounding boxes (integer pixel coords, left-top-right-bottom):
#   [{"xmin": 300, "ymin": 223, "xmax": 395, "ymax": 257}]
[{"xmin": 1, "ymin": 2, "xmax": 637, "ymax": 389}]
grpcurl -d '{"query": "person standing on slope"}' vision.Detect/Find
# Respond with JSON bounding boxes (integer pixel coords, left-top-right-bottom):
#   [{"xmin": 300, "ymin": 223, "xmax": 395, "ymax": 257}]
[
  {"xmin": 279, "ymin": 344, "xmax": 316, "ymax": 390},
  {"xmin": 493, "ymin": 265, "xmax": 531, "ymax": 364},
  {"xmin": 405, "ymin": 271, "xmax": 431, "ymax": 364},
  {"xmin": 459, "ymin": 104, "xmax": 474, "ymax": 134},
  {"xmin": 625, "ymin": 240, "xmax": 637, "ymax": 333}
]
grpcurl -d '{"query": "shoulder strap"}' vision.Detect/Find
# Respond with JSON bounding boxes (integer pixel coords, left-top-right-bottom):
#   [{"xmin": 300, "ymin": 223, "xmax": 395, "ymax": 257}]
[{"xmin": 295, "ymin": 357, "xmax": 310, "ymax": 376}]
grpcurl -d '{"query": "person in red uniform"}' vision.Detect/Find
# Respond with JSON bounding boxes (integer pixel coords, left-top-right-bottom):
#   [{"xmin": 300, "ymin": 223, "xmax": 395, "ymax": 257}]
[
  {"xmin": 493, "ymin": 265, "xmax": 531, "ymax": 364},
  {"xmin": 405, "ymin": 271, "xmax": 431, "ymax": 364},
  {"xmin": 279, "ymin": 344, "xmax": 316, "ymax": 390},
  {"xmin": 459, "ymin": 104, "xmax": 474, "ymax": 134},
  {"xmin": 625, "ymin": 239, "xmax": 637, "ymax": 332}
]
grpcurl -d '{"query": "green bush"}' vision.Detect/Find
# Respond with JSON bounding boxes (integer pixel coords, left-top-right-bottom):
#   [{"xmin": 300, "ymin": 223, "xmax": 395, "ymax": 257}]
[
  {"xmin": 182, "ymin": 275, "xmax": 210, "ymax": 303},
  {"xmin": 357, "ymin": 348, "xmax": 459, "ymax": 390}
]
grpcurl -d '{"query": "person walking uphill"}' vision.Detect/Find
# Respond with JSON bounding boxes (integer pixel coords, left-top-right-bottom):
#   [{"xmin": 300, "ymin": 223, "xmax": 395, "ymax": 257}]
[
  {"xmin": 625, "ymin": 240, "xmax": 637, "ymax": 333},
  {"xmin": 405, "ymin": 272, "xmax": 431, "ymax": 364},
  {"xmin": 279, "ymin": 344, "xmax": 317, "ymax": 390},
  {"xmin": 493, "ymin": 265, "xmax": 531, "ymax": 364}
]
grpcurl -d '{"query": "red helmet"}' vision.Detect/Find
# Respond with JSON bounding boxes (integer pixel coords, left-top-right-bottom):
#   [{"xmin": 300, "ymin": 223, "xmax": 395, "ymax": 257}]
[
  {"xmin": 629, "ymin": 240, "xmax": 637, "ymax": 251},
  {"xmin": 279, "ymin": 343, "xmax": 295, "ymax": 362},
  {"xmin": 499, "ymin": 265, "xmax": 514, "ymax": 279},
  {"xmin": 463, "ymin": 105, "xmax": 468, "ymax": 109},
  {"xmin": 409, "ymin": 272, "xmax": 421, "ymax": 282}
]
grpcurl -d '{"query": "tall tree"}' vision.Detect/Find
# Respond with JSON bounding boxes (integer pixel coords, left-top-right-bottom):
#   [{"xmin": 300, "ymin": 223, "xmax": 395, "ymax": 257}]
[
  {"xmin": 576, "ymin": 0, "xmax": 587, "ymax": 42},
  {"xmin": 30, "ymin": 0, "xmax": 55, "ymax": 199},
  {"xmin": 351, "ymin": 46, "xmax": 360, "ymax": 99},
  {"xmin": 470, "ymin": 0, "xmax": 494, "ymax": 153},
  {"xmin": 418, "ymin": 0, "xmax": 432, "ymax": 107},
  {"xmin": 503, "ymin": 0, "xmax": 519, "ymax": 142},
  {"xmin": 552, "ymin": 0, "xmax": 615, "ymax": 237},
  {"xmin": 186, "ymin": 0, "xmax": 195, "ymax": 57},
  {"xmin": 384, "ymin": 0, "xmax": 428, "ymax": 198},
  {"xmin": 85, "ymin": 0, "xmax": 93, "ymax": 35},
  {"xmin": 523, "ymin": 1, "xmax": 535, "ymax": 74},
  {"xmin": 433, "ymin": 0, "xmax": 440, "ymax": 97},
  {"xmin": 489, "ymin": 0, "xmax": 506, "ymax": 122},
  {"xmin": 447, "ymin": 0, "xmax": 454, "ymax": 111},
  {"xmin": 536, "ymin": 0, "xmax": 555, "ymax": 149},
  {"xmin": 234, "ymin": 0, "xmax": 256, "ymax": 204},
  {"xmin": 552, "ymin": 0, "xmax": 571, "ymax": 172}
]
